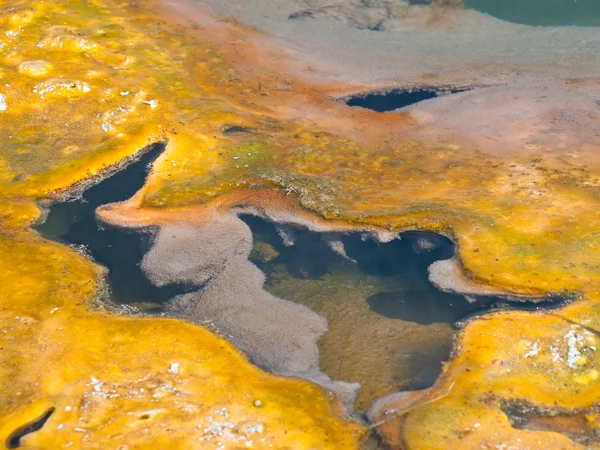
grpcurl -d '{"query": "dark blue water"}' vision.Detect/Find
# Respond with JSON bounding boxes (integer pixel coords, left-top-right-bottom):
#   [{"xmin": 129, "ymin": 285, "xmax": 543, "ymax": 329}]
[{"xmin": 346, "ymin": 88, "xmax": 468, "ymax": 112}]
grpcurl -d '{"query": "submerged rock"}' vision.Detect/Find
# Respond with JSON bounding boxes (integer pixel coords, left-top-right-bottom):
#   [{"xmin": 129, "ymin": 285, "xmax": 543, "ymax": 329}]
[{"xmin": 250, "ymin": 240, "xmax": 280, "ymax": 263}]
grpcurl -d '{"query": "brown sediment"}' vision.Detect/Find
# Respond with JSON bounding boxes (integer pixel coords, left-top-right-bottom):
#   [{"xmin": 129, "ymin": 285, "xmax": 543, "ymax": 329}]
[{"xmin": 97, "ymin": 187, "xmax": 393, "ymax": 239}]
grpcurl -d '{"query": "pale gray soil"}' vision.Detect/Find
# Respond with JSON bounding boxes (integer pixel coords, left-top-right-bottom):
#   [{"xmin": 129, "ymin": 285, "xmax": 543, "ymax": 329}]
[{"xmin": 191, "ymin": 0, "xmax": 600, "ymax": 86}]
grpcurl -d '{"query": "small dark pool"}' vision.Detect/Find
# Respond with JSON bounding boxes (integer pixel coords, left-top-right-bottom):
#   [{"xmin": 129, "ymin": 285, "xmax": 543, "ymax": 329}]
[{"xmin": 346, "ymin": 88, "xmax": 468, "ymax": 112}]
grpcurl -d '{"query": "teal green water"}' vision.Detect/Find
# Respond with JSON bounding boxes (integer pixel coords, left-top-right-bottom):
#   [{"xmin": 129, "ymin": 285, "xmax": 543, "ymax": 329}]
[{"xmin": 466, "ymin": 0, "xmax": 600, "ymax": 26}]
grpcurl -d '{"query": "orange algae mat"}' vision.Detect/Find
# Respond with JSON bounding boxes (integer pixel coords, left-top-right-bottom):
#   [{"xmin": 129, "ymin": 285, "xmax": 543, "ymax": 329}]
[{"xmin": 2, "ymin": 0, "xmax": 600, "ymax": 448}]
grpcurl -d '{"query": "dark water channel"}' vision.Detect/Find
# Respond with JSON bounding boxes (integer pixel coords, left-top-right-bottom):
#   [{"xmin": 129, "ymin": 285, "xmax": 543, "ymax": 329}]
[
  {"xmin": 346, "ymin": 88, "xmax": 468, "ymax": 112},
  {"xmin": 36, "ymin": 145, "xmax": 568, "ymax": 410},
  {"xmin": 36, "ymin": 145, "xmax": 192, "ymax": 312}
]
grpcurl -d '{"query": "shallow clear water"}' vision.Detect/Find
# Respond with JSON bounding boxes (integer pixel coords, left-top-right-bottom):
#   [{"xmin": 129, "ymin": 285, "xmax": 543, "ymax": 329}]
[
  {"xmin": 242, "ymin": 217, "xmax": 566, "ymax": 408},
  {"xmin": 244, "ymin": 216, "xmax": 475, "ymax": 408}
]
